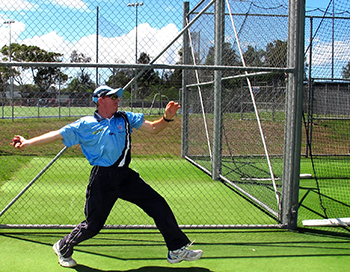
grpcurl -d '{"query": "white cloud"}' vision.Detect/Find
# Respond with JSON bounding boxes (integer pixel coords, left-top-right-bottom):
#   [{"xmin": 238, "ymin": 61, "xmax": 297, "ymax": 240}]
[
  {"xmin": 0, "ymin": 21, "xmax": 26, "ymax": 46},
  {"xmin": 22, "ymin": 31, "xmax": 73, "ymax": 57},
  {"xmin": 307, "ymin": 39, "xmax": 350, "ymax": 78},
  {"xmin": 51, "ymin": 0, "xmax": 89, "ymax": 10},
  {"xmin": 311, "ymin": 40, "xmax": 350, "ymax": 66},
  {"xmin": 6, "ymin": 20, "xmax": 181, "ymax": 85},
  {"xmin": 70, "ymin": 23, "xmax": 181, "ymax": 65},
  {"xmin": 0, "ymin": 0, "xmax": 35, "ymax": 11},
  {"xmin": 9, "ymin": 20, "xmax": 181, "ymax": 66}
]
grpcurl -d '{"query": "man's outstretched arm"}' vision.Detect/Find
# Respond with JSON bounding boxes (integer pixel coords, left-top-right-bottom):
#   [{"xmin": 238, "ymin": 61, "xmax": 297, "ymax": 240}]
[{"xmin": 11, "ymin": 131, "xmax": 63, "ymax": 150}]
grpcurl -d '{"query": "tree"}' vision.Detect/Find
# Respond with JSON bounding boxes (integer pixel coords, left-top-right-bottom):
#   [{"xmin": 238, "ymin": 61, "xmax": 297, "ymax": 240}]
[
  {"xmin": 166, "ymin": 69, "xmax": 182, "ymax": 91},
  {"xmin": 70, "ymin": 50, "xmax": 92, "ymax": 64},
  {"xmin": 106, "ymin": 71, "xmax": 132, "ymax": 90},
  {"xmin": 164, "ymin": 48, "xmax": 183, "ymax": 92},
  {"xmin": 1, "ymin": 43, "xmax": 68, "ymax": 92},
  {"xmin": 204, "ymin": 42, "xmax": 240, "ymax": 67},
  {"xmin": 34, "ymin": 66, "xmax": 68, "ymax": 92},
  {"xmin": 203, "ymin": 42, "xmax": 241, "ymax": 87},
  {"xmin": 261, "ymin": 40, "xmax": 288, "ymax": 86},
  {"xmin": 342, "ymin": 62, "xmax": 350, "ymax": 79},
  {"xmin": 265, "ymin": 40, "xmax": 287, "ymax": 67},
  {"xmin": 69, "ymin": 50, "xmax": 93, "ymax": 92},
  {"xmin": 0, "ymin": 66, "xmax": 11, "ymax": 91},
  {"xmin": 106, "ymin": 59, "xmax": 134, "ymax": 90},
  {"xmin": 243, "ymin": 45, "xmax": 265, "ymax": 67},
  {"xmin": 1, "ymin": 44, "xmax": 26, "ymax": 87},
  {"xmin": 137, "ymin": 52, "xmax": 158, "ymax": 98}
]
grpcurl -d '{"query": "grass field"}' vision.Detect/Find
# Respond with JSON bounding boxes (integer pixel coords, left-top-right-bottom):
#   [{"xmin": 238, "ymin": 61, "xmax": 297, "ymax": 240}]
[
  {"xmin": 1, "ymin": 111, "xmax": 350, "ymax": 227},
  {"xmin": 1, "ymin": 109, "xmax": 350, "ymax": 271},
  {"xmin": 0, "ymin": 157, "xmax": 278, "ymax": 226},
  {"xmin": 1, "ymin": 228, "xmax": 350, "ymax": 271},
  {"xmin": 1, "ymin": 155, "xmax": 350, "ymax": 271}
]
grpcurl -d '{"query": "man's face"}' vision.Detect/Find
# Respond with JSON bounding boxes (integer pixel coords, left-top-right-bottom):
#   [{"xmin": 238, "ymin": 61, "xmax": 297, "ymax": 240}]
[{"xmin": 99, "ymin": 94, "xmax": 120, "ymax": 112}]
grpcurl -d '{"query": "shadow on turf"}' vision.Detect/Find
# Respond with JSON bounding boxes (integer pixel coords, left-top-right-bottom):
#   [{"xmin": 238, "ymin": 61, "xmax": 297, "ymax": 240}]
[{"xmin": 73, "ymin": 264, "xmax": 212, "ymax": 272}]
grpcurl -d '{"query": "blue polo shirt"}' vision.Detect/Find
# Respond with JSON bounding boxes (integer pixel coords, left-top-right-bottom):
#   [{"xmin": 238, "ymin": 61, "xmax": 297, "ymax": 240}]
[{"xmin": 59, "ymin": 111, "xmax": 144, "ymax": 166}]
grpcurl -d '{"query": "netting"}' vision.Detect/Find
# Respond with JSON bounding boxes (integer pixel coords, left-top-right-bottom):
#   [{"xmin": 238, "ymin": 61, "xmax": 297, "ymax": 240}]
[
  {"xmin": 299, "ymin": 0, "xmax": 350, "ymax": 230},
  {"xmin": 0, "ymin": 0, "xmax": 288, "ymax": 229},
  {"xmin": 185, "ymin": 0, "xmax": 288, "ymax": 220},
  {"xmin": 1, "ymin": 0, "xmax": 349, "ymax": 232}
]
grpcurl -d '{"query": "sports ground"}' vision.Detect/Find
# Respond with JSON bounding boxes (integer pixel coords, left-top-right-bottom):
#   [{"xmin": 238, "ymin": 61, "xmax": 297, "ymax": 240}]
[
  {"xmin": 1, "ymin": 227, "xmax": 350, "ymax": 271},
  {"xmin": 1, "ymin": 108, "xmax": 350, "ymax": 271}
]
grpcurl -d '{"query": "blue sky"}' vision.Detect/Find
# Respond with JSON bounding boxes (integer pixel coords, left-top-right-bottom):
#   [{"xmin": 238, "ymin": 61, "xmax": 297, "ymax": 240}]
[
  {"xmin": 306, "ymin": 0, "xmax": 331, "ymax": 9},
  {"xmin": 0, "ymin": 0, "xmax": 337, "ymax": 53}
]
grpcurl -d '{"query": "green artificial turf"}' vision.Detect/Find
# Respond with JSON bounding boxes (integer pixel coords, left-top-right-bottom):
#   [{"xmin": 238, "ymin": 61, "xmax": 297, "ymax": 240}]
[
  {"xmin": 1, "ymin": 228, "xmax": 350, "ymax": 272},
  {"xmin": 0, "ymin": 157, "xmax": 277, "ymax": 226},
  {"xmin": 2, "ymin": 115, "xmax": 350, "ymax": 271}
]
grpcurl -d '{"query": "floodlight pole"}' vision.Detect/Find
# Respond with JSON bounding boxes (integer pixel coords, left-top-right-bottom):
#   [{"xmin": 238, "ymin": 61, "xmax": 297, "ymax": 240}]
[
  {"xmin": 4, "ymin": 20, "xmax": 15, "ymax": 62},
  {"xmin": 127, "ymin": 2, "xmax": 143, "ymax": 102},
  {"xmin": 4, "ymin": 20, "xmax": 15, "ymax": 121}
]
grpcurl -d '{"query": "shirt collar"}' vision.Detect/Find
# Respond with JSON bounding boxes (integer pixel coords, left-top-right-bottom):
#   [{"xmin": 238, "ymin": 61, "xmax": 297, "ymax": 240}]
[
  {"xmin": 94, "ymin": 110, "xmax": 121, "ymax": 122},
  {"xmin": 94, "ymin": 110, "xmax": 104, "ymax": 122}
]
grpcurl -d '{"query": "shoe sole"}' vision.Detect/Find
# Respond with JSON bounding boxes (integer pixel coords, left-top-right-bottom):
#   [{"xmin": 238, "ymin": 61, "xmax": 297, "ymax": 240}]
[
  {"xmin": 167, "ymin": 250, "xmax": 203, "ymax": 264},
  {"xmin": 167, "ymin": 258, "xmax": 182, "ymax": 264}
]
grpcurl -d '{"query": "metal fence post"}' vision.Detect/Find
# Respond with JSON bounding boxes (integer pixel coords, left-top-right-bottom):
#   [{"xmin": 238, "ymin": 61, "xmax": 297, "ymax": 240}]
[
  {"xmin": 212, "ymin": 0, "xmax": 225, "ymax": 180},
  {"xmin": 181, "ymin": 1, "xmax": 190, "ymax": 158},
  {"xmin": 282, "ymin": 0, "xmax": 305, "ymax": 229}
]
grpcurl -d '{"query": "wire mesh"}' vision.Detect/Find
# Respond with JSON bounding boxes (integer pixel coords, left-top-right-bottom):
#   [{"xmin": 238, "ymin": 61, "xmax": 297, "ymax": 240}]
[
  {"xmin": 185, "ymin": 0, "xmax": 288, "ymax": 220},
  {"xmin": 300, "ymin": 0, "xmax": 350, "ymax": 231},
  {"xmin": 0, "ymin": 0, "xmax": 285, "ymax": 228},
  {"xmin": 2, "ymin": 0, "xmax": 349, "ymax": 231}
]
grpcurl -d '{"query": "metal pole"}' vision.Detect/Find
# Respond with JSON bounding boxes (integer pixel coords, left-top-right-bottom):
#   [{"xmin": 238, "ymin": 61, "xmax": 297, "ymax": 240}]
[
  {"xmin": 181, "ymin": 1, "xmax": 190, "ymax": 158},
  {"xmin": 135, "ymin": 4, "xmax": 138, "ymax": 65},
  {"xmin": 4, "ymin": 20, "xmax": 15, "ymax": 121},
  {"xmin": 306, "ymin": 17, "xmax": 312, "ymax": 157},
  {"xmin": 127, "ymin": 2, "xmax": 143, "ymax": 106},
  {"xmin": 135, "ymin": 4, "xmax": 139, "ymax": 100},
  {"xmin": 3, "ymin": 21, "xmax": 14, "ymax": 60},
  {"xmin": 282, "ymin": 0, "xmax": 305, "ymax": 229},
  {"xmin": 58, "ymin": 75, "xmax": 61, "ymax": 119},
  {"xmin": 96, "ymin": 6, "xmax": 99, "ymax": 87},
  {"xmin": 212, "ymin": 0, "xmax": 225, "ymax": 180},
  {"xmin": 331, "ymin": 0, "xmax": 334, "ymax": 79},
  {"xmin": 306, "ymin": 17, "xmax": 314, "ymax": 158}
]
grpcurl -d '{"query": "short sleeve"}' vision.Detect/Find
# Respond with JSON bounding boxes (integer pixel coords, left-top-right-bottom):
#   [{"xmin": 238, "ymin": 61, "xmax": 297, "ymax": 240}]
[
  {"xmin": 126, "ymin": 112, "xmax": 144, "ymax": 129},
  {"xmin": 58, "ymin": 119, "xmax": 82, "ymax": 147}
]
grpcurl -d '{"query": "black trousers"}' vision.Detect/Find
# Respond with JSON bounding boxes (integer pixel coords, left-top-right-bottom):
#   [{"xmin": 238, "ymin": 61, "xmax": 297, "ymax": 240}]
[{"xmin": 59, "ymin": 165, "xmax": 190, "ymax": 257}]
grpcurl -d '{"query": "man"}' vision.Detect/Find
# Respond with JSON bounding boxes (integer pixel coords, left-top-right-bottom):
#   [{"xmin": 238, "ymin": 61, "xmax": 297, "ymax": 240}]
[{"xmin": 11, "ymin": 86, "xmax": 203, "ymax": 268}]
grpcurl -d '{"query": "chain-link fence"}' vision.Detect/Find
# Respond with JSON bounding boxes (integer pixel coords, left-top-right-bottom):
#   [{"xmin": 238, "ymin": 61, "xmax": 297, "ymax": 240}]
[
  {"xmin": 0, "ymin": 0, "xmax": 293, "ymax": 229},
  {"xmin": 299, "ymin": 1, "xmax": 350, "ymax": 229},
  {"xmin": 184, "ymin": 1, "xmax": 289, "ymax": 222},
  {"xmin": 0, "ymin": 0, "xmax": 184, "ymax": 119},
  {"xmin": 2, "ymin": 0, "xmax": 346, "ymax": 231}
]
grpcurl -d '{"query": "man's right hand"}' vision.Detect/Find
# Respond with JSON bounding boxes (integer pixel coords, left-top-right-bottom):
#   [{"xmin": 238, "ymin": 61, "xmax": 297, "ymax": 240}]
[{"xmin": 10, "ymin": 135, "xmax": 26, "ymax": 149}]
